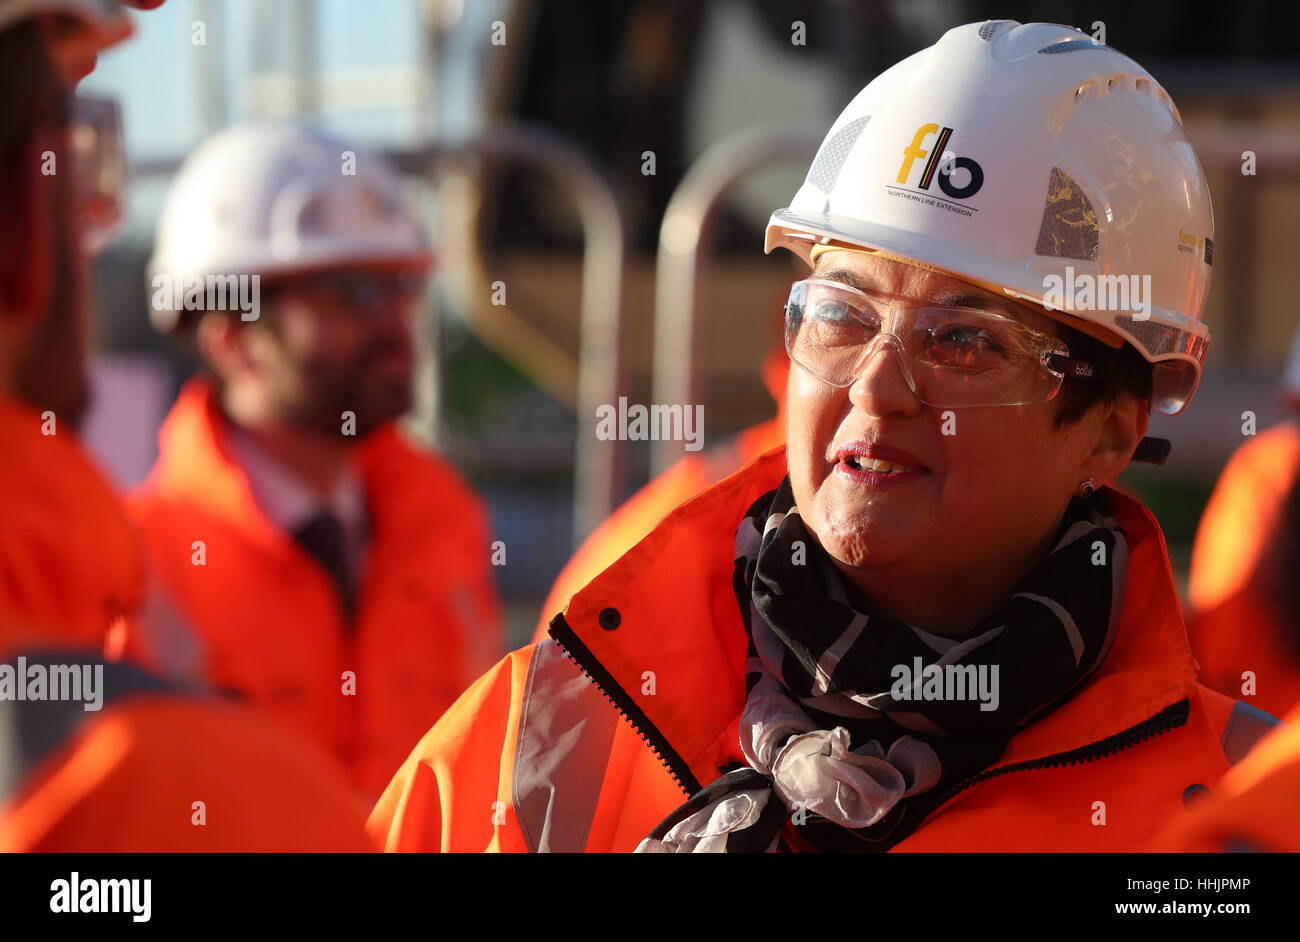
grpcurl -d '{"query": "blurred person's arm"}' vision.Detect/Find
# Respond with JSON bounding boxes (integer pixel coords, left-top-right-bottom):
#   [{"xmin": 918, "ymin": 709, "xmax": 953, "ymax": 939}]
[{"xmin": 2, "ymin": 659, "xmax": 374, "ymax": 852}]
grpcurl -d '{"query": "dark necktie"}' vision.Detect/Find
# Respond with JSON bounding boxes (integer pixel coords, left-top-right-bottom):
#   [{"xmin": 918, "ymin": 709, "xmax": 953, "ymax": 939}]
[{"xmin": 292, "ymin": 510, "xmax": 356, "ymax": 624}]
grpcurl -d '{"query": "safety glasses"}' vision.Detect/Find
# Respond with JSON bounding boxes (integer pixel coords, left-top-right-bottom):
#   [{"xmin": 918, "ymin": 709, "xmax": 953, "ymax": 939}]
[
  {"xmin": 269, "ymin": 269, "xmax": 428, "ymax": 315},
  {"xmin": 71, "ymin": 95, "xmax": 126, "ymax": 257},
  {"xmin": 785, "ymin": 278, "xmax": 1095, "ymax": 408}
]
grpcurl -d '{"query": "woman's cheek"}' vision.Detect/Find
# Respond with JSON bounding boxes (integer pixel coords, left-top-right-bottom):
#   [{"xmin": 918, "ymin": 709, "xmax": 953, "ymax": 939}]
[
  {"xmin": 943, "ymin": 422, "xmax": 1007, "ymax": 511},
  {"xmin": 789, "ymin": 393, "xmax": 832, "ymax": 470}
]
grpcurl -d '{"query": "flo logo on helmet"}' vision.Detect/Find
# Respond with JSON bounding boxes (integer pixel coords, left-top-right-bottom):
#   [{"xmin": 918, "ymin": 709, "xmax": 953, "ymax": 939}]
[{"xmin": 895, "ymin": 123, "xmax": 985, "ymax": 200}]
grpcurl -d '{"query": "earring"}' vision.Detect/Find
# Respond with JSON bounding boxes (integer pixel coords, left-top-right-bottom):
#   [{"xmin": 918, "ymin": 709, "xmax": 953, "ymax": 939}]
[{"xmin": 1077, "ymin": 478, "xmax": 1096, "ymax": 499}]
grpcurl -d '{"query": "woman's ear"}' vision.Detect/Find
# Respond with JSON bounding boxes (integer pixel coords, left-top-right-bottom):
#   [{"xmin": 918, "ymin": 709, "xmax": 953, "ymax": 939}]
[{"xmin": 1085, "ymin": 393, "xmax": 1150, "ymax": 485}]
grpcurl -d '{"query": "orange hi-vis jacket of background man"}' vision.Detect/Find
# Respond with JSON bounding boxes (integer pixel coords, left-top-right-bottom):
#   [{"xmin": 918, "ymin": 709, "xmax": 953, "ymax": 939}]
[
  {"xmin": 0, "ymin": 394, "xmax": 374, "ymax": 851},
  {"xmin": 126, "ymin": 379, "xmax": 504, "ymax": 799},
  {"xmin": 532, "ymin": 350, "xmax": 790, "ymax": 643},
  {"xmin": 370, "ymin": 447, "xmax": 1276, "ymax": 852},
  {"xmin": 1187, "ymin": 421, "xmax": 1300, "ymax": 717}
]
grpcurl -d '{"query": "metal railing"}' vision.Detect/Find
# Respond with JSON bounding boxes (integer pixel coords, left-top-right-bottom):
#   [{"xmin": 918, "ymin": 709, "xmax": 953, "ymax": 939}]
[{"xmin": 651, "ymin": 124, "xmax": 820, "ymax": 476}]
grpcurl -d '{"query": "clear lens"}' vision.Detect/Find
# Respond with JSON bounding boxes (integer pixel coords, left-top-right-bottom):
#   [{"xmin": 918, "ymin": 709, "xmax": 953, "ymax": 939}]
[
  {"xmin": 71, "ymin": 95, "xmax": 126, "ymax": 257},
  {"xmin": 786, "ymin": 279, "xmax": 1067, "ymax": 407},
  {"xmin": 293, "ymin": 270, "xmax": 427, "ymax": 314}
]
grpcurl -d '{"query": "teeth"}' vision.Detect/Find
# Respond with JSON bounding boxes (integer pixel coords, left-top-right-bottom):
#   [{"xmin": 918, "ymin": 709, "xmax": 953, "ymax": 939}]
[
  {"xmin": 846, "ymin": 456, "xmax": 916, "ymax": 473},
  {"xmin": 863, "ymin": 454, "xmax": 915, "ymax": 470}
]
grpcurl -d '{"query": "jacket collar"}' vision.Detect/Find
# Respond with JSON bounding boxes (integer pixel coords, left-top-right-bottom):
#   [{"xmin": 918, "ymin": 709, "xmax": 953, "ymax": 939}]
[
  {"xmin": 142, "ymin": 378, "xmax": 290, "ymax": 549},
  {"xmin": 226, "ymin": 424, "xmax": 366, "ymax": 541},
  {"xmin": 141, "ymin": 377, "xmax": 441, "ymax": 545},
  {"xmin": 556, "ymin": 446, "xmax": 1197, "ymax": 793}
]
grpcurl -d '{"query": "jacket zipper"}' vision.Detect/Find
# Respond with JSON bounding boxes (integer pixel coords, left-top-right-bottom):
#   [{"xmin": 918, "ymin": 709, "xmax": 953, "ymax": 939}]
[
  {"xmin": 795, "ymin": 698, "xmax": 1193, "ymax": 852},
  {"xmin": 551, "ymin": 610, "xmax": 1192, "ymax": 846},
  {"xmin": 891, "ymin": 697, "xmax": 1192, "ymax": 844},
  {"xmin": 548, "ymin": 613, "xmax": 702, "ymax": 796}
]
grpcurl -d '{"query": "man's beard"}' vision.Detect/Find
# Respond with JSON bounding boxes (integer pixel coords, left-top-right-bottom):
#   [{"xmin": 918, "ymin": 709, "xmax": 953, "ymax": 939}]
[{"xmin": 280, "ymin": 345, "xmax": 413, "ymax": 440}]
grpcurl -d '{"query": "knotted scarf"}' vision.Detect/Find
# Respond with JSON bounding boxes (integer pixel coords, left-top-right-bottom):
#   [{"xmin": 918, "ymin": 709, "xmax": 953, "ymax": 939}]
[{"xmin": 636, "ymin": 475, "xmax": 1128, "ymax": 853}]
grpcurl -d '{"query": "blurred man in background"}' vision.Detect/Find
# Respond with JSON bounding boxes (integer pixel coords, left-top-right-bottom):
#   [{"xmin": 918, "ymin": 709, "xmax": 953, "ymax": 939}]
[
  {"xmin": 126, "ymin": 122, "xmax": 504, "ymax": 799},
  {"xmin": 0, "ymin": 0, "xmax": 373, "ymax": 852},
  {"xmin": 1184, "ymin": 323, "xmax": 1300, "ymax": 718}
]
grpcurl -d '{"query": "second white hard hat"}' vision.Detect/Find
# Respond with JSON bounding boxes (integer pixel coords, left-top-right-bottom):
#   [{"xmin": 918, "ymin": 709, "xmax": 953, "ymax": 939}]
[{"xmin": 148, "ymin": 120, "xmax": 433, "ymax": 332}]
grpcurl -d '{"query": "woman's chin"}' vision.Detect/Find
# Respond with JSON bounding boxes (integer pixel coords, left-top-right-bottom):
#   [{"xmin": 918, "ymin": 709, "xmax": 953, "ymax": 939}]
[{"xmin": 813, "ymin": 515, "xmax": 921, "ymax": 571}]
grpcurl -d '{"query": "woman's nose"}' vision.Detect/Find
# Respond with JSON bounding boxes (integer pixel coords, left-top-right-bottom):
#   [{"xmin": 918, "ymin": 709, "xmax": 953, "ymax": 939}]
[{"xmin": 847, "ymin": 333, "xmax": 925, "ymax": 418}]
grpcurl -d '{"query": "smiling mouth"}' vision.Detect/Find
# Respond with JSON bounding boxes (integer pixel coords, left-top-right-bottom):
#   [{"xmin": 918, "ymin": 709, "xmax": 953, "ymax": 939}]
[{"xmin": 842, "ymin": 455, "xmax": 919, "ymax": 474}]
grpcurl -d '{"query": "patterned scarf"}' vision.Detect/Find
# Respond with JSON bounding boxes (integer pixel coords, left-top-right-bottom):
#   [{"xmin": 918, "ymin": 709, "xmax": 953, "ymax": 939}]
[{"xmin": 636, "ymin": 475, "xmax": 1128, "ymax": 853}]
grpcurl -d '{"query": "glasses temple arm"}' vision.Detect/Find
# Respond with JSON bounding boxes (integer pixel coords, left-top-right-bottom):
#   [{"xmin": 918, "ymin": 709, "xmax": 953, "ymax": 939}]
[{"xmin": 1045, "ymin": 351, "xmax": 1095, "ymax": 378}]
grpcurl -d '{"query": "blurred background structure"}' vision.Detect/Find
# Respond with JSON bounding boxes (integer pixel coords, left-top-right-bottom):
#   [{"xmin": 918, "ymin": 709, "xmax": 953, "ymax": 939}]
[{"xmin": 81, "ymin": 0, "xmax": 1300, "ymax": 647}]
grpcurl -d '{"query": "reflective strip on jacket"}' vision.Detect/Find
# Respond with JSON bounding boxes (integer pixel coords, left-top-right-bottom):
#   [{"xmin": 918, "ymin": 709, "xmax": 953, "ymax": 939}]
[
  {"xmin": 126, "ymin": 379, "xmax": 505, "ymax": 799},
  {"xmin": 371, "ymin": 446, "xmax": 1275, "ymax": 852}
]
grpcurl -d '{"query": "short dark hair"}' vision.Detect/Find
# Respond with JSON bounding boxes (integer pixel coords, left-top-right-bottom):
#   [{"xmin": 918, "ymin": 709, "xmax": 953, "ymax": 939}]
[{"xmin": 1051, "ymin": 324, "xmax": 1154, "ymax": 429}]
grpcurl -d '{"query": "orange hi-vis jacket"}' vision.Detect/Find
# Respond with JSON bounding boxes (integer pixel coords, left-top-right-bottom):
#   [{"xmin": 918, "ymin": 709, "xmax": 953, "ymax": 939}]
[
  {"xmin": 532, "ymin": 417, "xmax": 784, "ymax": 644},
  {"xmin": 370, "ymin": 447, "xmax": 1276, "ymax": 852},
  {"xmin": 1149, "ymin": 700, "xmax": 1300, "ymax": 853},
  {"xmin": 0, "ymin": 396, "xmax": 145, "ymax": 647},
  {"xmin": 0, "ymin": 395, "xmax": 373, "ymax": 851},
  {"xmin": 126, "ymin": 379, "xmax": 504, "ymax": 799},
  {"xmin": 1, "ymin": 650, "xmax": 377, "ymax": 851},
  {"xmin": 532, "ymin": 350, "xmax": 790, "ymax": 643},
  {"xmin": 1187, "ymin": 421, "xmax": 1300, "ymax": 717}
]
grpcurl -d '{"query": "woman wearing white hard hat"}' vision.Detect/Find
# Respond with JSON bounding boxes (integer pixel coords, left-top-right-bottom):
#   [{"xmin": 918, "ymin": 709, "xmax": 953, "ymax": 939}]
[{"xmin": 370, "ymin": 20, "xmax": 1274, "ymax": 854}]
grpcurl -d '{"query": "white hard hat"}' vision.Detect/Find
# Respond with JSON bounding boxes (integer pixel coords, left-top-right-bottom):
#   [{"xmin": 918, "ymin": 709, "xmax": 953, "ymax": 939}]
[
  {"xmin": 766, "ymin": 20, "xmax": 1214, "ymax": 416},
  {"xmin": 148, "ymin": 120, "xmax": 433, "ymax": 332}
]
